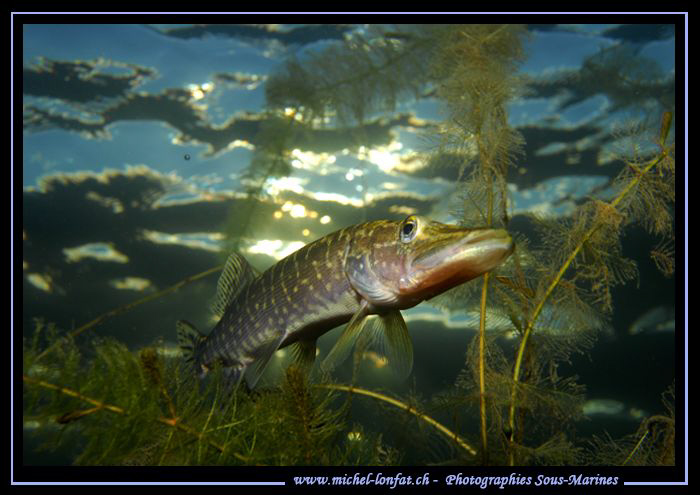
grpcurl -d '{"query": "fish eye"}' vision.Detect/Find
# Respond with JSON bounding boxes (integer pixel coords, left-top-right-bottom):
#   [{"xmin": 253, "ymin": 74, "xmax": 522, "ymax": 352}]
[{"xmin": 400, "ymin": 216, "xmax": 418, "ymax": 243}]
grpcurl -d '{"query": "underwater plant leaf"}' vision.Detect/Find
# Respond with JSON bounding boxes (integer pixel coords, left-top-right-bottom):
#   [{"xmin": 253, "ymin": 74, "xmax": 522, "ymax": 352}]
[
  {"xmin": 266, "ymin": 25, "xmax": 436, "ymax": 125},
  {"xmin": 433, "ymin": 25, "xmax": 528, "ymax": 179},
  {"xmin": 511, "ymin": 432, "xmax": 583, "ymax": 466},
  {"xmin": 609, "ymin": 113, "xmax": 675, "ymax": 238},
  {"xmin": 275, "ymin": 365, "xmax": 346, "ymax": 464},
  {"xmin": 584, "ymin": 384, "xmax": 675, "ymax": 466},
  {"xmin": 530, "ymin": 199, "xmax": 639, "ymax": 314},
  {"xmin": 650, "ymin": 236, "xmax": 675, "ymax": 277}
]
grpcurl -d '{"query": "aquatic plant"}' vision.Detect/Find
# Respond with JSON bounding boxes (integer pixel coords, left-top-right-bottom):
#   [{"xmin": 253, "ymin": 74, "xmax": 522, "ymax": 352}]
[
  {"xmin": 265, "ymin": 25, "xmax": 435, "ymax": 125},
  {"xmin": 23, "ymin": 321, "xmax": 403, "ymax": 465},
  {"xmin": 584, "ymin": 383, "xmax": 675, "ymax": 466},
  {"xmin": 430, "ymin": 25, "xmax": 528, "ymax": 465},
  {"xmin": 409, "ymin": 24, "xmax": 676, "ymax": 466}
]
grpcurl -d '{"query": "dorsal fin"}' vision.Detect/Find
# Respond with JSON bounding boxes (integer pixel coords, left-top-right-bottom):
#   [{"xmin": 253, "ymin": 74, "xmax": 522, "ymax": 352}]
[{"xmin": 211, "ymin": 252, "xmax": 259, "ymax": 318}]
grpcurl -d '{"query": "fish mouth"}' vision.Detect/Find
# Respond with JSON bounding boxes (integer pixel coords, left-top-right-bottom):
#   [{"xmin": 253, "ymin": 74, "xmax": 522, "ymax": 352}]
[{"xmin": 401, "ymin": 228, "xmax": 514, "ymax": 297}]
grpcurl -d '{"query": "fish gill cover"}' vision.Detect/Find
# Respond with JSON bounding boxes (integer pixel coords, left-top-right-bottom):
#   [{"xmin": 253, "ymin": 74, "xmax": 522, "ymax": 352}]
[{"xmin": 21, "ymin": 22, "xmax": 678, "ymax": 468}]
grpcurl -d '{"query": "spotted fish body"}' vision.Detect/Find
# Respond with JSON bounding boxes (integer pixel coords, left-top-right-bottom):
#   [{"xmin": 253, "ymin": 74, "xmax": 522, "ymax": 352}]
[{"xmin": 177, "ymin": 215, "xmax": 514, "ymax": 388}]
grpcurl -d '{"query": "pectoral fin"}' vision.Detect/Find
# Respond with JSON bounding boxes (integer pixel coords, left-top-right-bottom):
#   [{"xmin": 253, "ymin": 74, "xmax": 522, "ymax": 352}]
[
  {"xmin": 379, "ymin": 310, "xmax": 413, "ymax": 379},
  {"xmin": 288, "ymin": 339, "xmax": 318, "ymax": 371},
  {"xmin": 320, "ymin": 303, "xmax": 413, "ymax": 380},
  {"xmin": 357, "ymin": 310, "xmax": 413, "ymax": 379}
]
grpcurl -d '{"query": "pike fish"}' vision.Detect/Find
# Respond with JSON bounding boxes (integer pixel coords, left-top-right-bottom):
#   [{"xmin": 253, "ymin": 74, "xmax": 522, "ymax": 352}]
[{"xmin": 177, "ymin": 215, "xmax": 514, "ymax": 388}]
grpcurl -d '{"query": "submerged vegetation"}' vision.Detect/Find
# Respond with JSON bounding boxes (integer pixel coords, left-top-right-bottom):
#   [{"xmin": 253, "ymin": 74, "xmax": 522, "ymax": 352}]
[
  {"xmin": 23, "ymin": 24, "xmax": 677, "ymax": 466},
  {"xmin": 24, "ymin": 324, "xmax": 371, "ymax": 465},
  {"xmin": 23, "ymin": 321, "xmax": 466, "ymax": 465}
]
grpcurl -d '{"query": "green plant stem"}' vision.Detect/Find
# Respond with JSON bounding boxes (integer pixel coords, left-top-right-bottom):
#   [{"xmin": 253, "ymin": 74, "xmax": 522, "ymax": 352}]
[
  {"xmin": 23, "ymin": 374, "xmax": 126, "ymax": 415},
  {"xmin": 477, "ymin": 176, "xmax": 494, "ymax": 464},
  {"xmin": 623, "ymin": 414, "xmax": 674, "ymax": 465},
  {"xmin": 506, "ymin": 142, "xmax": 673, "ymax": 466},
  {"xmin": 474, "ymin": 123, "xmax": 497, "ymax": 465},
  {"xmin": 316, "ymin": 383, "xmax": 477, "ymax": 456},
  {"xmin": 478, "ymin": 271, "xmax": 490, "ymax": 464},
  {"xmin": 623, "ymin": 430, "xmax": 649, "ymax": 466}
]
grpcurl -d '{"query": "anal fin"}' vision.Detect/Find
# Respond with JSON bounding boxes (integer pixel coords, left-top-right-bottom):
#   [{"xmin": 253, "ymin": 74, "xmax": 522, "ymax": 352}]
[{"xmin": 243, "ymin": 333, "xmax": 286, "ymax": 389}]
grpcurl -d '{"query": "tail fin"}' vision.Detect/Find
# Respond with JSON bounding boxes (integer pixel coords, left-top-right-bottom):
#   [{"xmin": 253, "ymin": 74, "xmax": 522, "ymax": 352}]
[{"xmin": 176, "ymin": 320, "xmax": 206, "ymax": 372}]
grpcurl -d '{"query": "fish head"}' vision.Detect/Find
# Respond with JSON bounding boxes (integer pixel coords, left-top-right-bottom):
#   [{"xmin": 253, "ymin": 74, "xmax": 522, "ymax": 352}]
[{"xmin": 345, "ymin": 216, "xmax": 514, "ymax": 309}]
